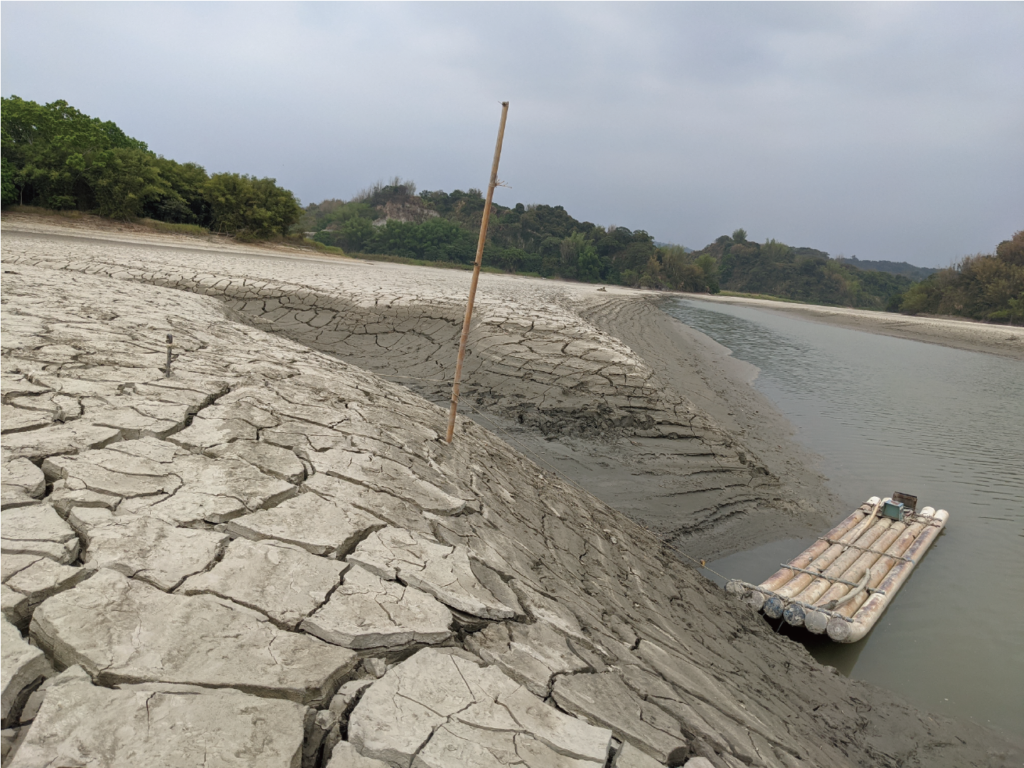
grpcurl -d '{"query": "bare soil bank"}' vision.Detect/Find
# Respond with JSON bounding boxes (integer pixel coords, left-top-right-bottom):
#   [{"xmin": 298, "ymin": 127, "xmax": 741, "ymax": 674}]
[{"xmin": 466, "ymin": 295, "xmax": 841, "ymax": 563}]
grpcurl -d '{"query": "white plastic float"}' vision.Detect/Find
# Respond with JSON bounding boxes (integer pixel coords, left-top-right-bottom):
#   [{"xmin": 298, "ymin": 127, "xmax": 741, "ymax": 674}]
[{"xmin": 726, "ymin": 493, "xmax": 948, "ymax": 643}]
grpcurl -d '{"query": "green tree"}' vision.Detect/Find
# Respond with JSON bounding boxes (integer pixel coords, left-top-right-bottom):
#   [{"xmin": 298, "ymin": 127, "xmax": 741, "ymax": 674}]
[
  {"xmin": 1, "ymin": 156, "xmax": 17, "ymax": 206},
  {"xmin": 696, "ymin": 253, "xmax": 720, "ymax": 293},
  {"xmin": 558, "ymin": 231, "xmax": 589, "ymax": 278},
  {"xmin": 87, "ymin": 148, "xmax": 164, "ymax": 220},
  {"xmin": 146, "ymin": 158, "xmax": 210, "ymax": 224},
  {"xmin": 204, "ymin": 173, "xmax": 301, "ymax": 237},
  {"xmin": 324, "ymin": 216, "xmax": 375, "ymax": 252},
  {"xmin": 1, "ymin": 95, "xmax": 147, "ymax": 210},
  {"xmin": 577, "ymin": 244, "xmax": 602, "ymax": 281},
  {"xmin": 996, "ymin": 231, "xmax": 1024, "ymax": 267}
]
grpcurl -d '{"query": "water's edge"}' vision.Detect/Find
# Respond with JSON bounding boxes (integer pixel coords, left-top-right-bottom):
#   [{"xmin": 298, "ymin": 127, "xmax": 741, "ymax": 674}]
[{"xmin": 665, "ymin": 296, "xmax": 1024, "ymax": 734}]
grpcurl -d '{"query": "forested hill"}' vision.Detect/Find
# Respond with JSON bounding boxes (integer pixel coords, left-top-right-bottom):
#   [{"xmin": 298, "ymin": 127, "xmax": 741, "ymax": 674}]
[
  {"xmin": 891, "ymin": 231, "xmax": 1023, "ymax": 324},
  {"xmin": 838, "ymin": 255, "xmax": 937, "ymax": 281},
  {"xmin": 302, "ymin": 184, "xmax": 917, "ymax": 310}
]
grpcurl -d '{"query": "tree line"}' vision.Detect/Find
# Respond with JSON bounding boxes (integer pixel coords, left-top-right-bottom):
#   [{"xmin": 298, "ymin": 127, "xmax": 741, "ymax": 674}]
[
  {"xmin": 1, "ymin": 96, "xmax": 301, "ymax": 238},
  {"xmin": 889, "ymin": 231, "xmax": 1023, "ymax": 324},
  {"xmin": 5, "ymin": 97, "xmax": 1017, "ymax": 323},
  {"xmin": 303, "ymin": 182, "xmax": 721, "ymax": 292},
  {"xmin": 302, "ymin": 186, "xmax": 910, "ymax": 308},
  {"xmin": 688, "ymin": 229, "xmax": 915, "ymax": 310}
]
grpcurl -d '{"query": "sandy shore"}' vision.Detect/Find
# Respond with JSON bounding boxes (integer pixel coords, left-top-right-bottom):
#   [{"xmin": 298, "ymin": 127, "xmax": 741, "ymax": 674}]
[{"xmin": 671, "ymin": 292, "xmax": 1024, "ymax": 361}]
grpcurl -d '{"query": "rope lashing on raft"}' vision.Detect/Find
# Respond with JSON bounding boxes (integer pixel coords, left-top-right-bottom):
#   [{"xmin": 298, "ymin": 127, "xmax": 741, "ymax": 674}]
[
  {"xmin": 818, "ymin": 538, "xmax": 915, "ymax": 563},
  {"xmin": 776, "ymin": 563, "xmax": 887, "ymax": 595},
  {"xmin": 821, "ymin": 569, "xmax": 870, "ymax": 611}
]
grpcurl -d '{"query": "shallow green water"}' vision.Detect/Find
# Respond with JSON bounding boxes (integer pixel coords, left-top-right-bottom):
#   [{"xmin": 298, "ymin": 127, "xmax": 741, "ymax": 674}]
[{"xmin": 662, "ymin": 298, "xmax": 1024, "ymax": 735}]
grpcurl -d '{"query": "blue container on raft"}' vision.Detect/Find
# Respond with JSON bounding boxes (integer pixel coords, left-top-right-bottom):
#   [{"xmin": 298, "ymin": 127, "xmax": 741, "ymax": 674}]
[{"xmin": 880, "ymin": 499, "xmax": 905, "ymax": 522}]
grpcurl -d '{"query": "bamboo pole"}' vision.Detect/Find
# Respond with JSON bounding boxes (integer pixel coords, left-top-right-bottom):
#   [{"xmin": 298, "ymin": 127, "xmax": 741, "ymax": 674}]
[
  {"xmin": 789, "ymin": 517, "xmax": 892, "ymax": 606},
  {"xmin": 782, "ymin": 505, "xmax": 927, "ymax": 629},
  {"xmin": 767, "ymin": 517, "xmax": 886, "ymax": 619},
  {"xmin": 791, "ymin": 531, "xmax": 898, "ymax": 628},
  {"xmin": 445, "ymin": 102, "xmax": 510, "ymax": 444},
  {"xmin": 808, "ymin": 508, "xmax": 936, "ymax": 635},
  {"xmin": 827, "ymin": 508, "xmax": 947, "ymax": 642},
  {"xmin": 796, "ymin": 518, "xmax": 894, "ymax": 633},
  {"xmin": 810, "ymin": 520, "xmax": 908, "ymax": 610},
  {"xmin": 780, "ymin": 515, "xmax": 904, "ymax": 628},
  {"xmin": 731, "ymin": 501, "xmax": 878, "ymax": 618}
]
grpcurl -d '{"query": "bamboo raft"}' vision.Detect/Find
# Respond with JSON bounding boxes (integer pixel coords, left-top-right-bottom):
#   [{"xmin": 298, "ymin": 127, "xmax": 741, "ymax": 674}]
[{"xmin": 726, "ymin": 493, "xmax": 948, "ymax": 643}]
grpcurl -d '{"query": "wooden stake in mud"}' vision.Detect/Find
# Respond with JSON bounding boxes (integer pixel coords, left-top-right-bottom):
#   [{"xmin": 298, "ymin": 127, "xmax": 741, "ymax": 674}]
[{"xmin": 446, "ymin": 101, "xmax": 509, "ymax": 443}]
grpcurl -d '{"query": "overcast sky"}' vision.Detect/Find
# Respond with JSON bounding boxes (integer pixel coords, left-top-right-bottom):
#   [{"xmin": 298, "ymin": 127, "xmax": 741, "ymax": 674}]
[{"xmin": 3, "ymin": 2, "xmax": 1022, "ymax": 266}]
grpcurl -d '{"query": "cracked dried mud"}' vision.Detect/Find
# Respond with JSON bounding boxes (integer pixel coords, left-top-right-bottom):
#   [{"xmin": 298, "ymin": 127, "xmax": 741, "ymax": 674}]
[{"xmin": 1, "ymin": 219, "xmax": 1021, "ymax": 768}]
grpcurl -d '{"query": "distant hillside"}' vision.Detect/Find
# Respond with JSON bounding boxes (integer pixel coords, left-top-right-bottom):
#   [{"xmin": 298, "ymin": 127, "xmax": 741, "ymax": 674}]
[
  {"xmin": 300, "ymin": 182, "xmax": 667, "ymax": 285},
  {"xmin": 691, "ymin": 232, "xmax": 913, "ymax": 310},
  {"xmin": 299, "ymin": 185, "xmax": 938, "ymax": 309},
  {"xmin": 838, "ymin": 255, "xmax": 937, "ymax": 282}
]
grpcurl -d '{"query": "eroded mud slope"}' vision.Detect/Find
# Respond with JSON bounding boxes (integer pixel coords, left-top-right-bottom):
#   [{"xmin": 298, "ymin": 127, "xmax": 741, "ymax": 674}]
[
  {"xmin": 2, "ymin": 258, "xmax": 1022, "ymax": 766},
  {"xmin": 5, "ymin": 229, "xmax": 810, "ymax": 552}
]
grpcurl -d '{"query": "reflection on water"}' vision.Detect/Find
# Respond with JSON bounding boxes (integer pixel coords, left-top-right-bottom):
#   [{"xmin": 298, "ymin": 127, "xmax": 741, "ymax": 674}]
[{"xmin": 663, "ymin": 298, "xmax": 1024, "ymax": 734}]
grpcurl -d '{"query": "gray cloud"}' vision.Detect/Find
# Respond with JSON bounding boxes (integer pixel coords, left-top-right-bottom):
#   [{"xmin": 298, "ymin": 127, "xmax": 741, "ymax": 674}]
[{"xmin": 3, "ymin": 2, "xmax": 1022, "ymax": 266}]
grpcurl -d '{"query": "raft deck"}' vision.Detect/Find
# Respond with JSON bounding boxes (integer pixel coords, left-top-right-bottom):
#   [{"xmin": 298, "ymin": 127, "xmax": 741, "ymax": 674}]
[{"xmin": 726, "ymin": 494, "xmax": 948, "ymax": 643}]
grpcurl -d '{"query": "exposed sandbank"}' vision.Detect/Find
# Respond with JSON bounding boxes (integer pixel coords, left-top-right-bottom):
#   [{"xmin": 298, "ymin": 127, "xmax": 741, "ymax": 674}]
[{"xmin": 671, "ymin": 292, "xmax": 1024, "ymax": 361}]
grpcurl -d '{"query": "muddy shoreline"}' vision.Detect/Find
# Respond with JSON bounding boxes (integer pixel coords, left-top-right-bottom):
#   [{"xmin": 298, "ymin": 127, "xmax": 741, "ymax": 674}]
[{"xmin": 463, "ymin": 294, "xmax": 841, "ymax": 563}]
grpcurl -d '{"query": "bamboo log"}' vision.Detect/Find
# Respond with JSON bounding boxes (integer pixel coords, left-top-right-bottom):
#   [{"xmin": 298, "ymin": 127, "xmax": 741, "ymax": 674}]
[
  {"xmin": 804, "ymin": 607, "xmax": 830, "ymax": 634},
  {"xmin": 741, "ymin": 589, "xmax": 765, "ymax": 611},
  {"xmin": 759, "ymin": 501, "xmax": 877, "ymax": 593},
  {"xmin": 831, "ymin": 507, "xmax": 935, "ymax": 621},
  {"xmin": 773, "ymin": 508, "xmax": 879, "ymax": 599},
  {"xmin": 785, "ymin": 517, "xmax": 892, "ymax": 607},
  {"xmin": 827, "ymin": 508, "xmax": 948, "ymax": 643},
  {"xmin": 782, "ymin": 602, "xmax": 805, "ymax": 627}
]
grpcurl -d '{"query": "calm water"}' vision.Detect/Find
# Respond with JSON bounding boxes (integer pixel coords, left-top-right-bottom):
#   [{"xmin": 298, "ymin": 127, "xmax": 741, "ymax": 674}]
[{"xmin": 662, "ymin": 298, "xmax": 1024, "ymax": 735}]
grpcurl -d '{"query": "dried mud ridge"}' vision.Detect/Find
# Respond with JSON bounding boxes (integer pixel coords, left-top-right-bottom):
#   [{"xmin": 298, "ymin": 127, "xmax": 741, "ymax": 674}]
[
  {"xmin": 0, "ymin": 235, "xmax": 1020, "ymax": 767},
  {"xmin": 4, "ymin": 231, "xmax": 791, "ymax": 552}
]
